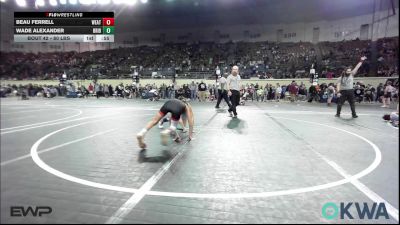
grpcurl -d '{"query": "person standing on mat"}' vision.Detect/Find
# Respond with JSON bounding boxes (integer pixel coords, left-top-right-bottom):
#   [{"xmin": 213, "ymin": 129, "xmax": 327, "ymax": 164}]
[
  {"xmin": 198, "ymin": 81, "xmax": 207, "ymax": 102},
  {"xmin": 136, "ymin": 98, "xmax": 194, "ymax": 150},
  {"xmin": 335, "ymin": 56, "xmax": 367, "ymax": 118},
  {"xmin": 227, "ymin": 65, "xmax": 241, "ymax": 118},
  {"xmin": 215, "ymin": 73, "xmax": 232, "ymax": 109},
  {"xmin": 381, "ymin": 81, "xmax": 395, "ymax": 108}
]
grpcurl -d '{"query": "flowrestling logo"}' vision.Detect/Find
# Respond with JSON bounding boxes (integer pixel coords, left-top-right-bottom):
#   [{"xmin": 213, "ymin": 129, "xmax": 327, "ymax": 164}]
[{"xmin": 322, "ymin": 202, "xmax": 389, "ymax": 220}]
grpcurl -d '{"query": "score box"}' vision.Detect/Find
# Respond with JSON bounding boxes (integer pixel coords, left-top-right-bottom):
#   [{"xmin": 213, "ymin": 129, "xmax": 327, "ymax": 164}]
[
  {"xmin": 102, "ymin": 26, "xmax": 114, "ymax": 34},
  {"xmin": 102, "ymin": 18, "xmax": 114, "ymax": 26}
]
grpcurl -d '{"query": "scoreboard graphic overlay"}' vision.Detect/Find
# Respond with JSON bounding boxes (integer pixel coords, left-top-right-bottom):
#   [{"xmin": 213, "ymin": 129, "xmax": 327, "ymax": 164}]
[{"xmin": 14, "ymin": 12, "xmax": 114, "ymax": 42}]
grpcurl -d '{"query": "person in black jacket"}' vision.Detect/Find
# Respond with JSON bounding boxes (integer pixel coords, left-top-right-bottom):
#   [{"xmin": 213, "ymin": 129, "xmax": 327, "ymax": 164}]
[{"xmin": 308, "ymin": 85, "xmax": 318, "ymax": 102}]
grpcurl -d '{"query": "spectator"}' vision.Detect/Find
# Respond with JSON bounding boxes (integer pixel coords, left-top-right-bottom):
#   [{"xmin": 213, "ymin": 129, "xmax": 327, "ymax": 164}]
[
  {"xmin": 108, "ymin": 84, "xmax": 114, "ymax": 97},
  {"xmin": 298, "ymin": 84, "xmax": 307, "ymax": 101},
  {"xmin": 209, "ymin": 84, "xmax": 216, "ymax": 101},
  {"xmin": 288, "ymin": 81, "xmax": 298, "ymax": 102},
  {"xmin": 198, "ymin": 80, "xmax": 207, "ymax": 102},
  {"xmin": 364, "ymin": 84, "xmax": 374, "ymax": 103},
  {"xmin": 256, "ymin": 87, "xmax": 264, "ymax": 102},
  {"xmin": 308, "ymin": 84, "xmax": 319, "ymax": 102},
  {"xmin": 382, "ymin": 81, "xmax": 395, "ymax": 108},
  {"xmin": 189, "ymin": 81, "xmax": 197, "ymax": 101},
  {"xmin": 88, "ymin": 83, "xmax": 94, "ymax": 95},
  {"xmin": 275, "ymin": 84, "xmax": 282, "ymax": 101},
  {"xmin": 326, "ymin": 83, "xmax": 336, "ymax": 106},
  {"xmin": 103, "ymin": 84, "xmax": 109, "ymax": 97},
  {"xmin": 95, "ymin": 83, "xmax": 101, "ymax": 98}
]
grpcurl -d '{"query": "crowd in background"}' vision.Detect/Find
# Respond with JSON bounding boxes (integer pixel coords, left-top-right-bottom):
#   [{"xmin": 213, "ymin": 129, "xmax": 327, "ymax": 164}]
[
  {"xmin": 0, "ymin": 37, "xmax": 398, "ymax": 81},
  {"xmin": 1, "ymin": 77, "xmax": 398, "ymax": 109}
]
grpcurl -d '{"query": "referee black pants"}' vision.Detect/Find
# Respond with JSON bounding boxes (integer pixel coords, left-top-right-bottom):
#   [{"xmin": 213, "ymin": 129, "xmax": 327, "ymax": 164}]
[
  {"xmin": 336, "ymin": 89, "xmax": 357, "ymax": 116},
  {"xmin": 228, "ymin": 90, "xmax": 240, "ymax": 116},
  {"xmin": 216, "ymin": 89, "xmax": 232, "ymax": 108}
]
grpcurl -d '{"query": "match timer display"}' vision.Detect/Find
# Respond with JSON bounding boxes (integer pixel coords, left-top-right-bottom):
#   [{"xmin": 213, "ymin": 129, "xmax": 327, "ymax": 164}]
[{"xmin": 14, "ymin": 12, "xmax": 115, "ymax": 43}]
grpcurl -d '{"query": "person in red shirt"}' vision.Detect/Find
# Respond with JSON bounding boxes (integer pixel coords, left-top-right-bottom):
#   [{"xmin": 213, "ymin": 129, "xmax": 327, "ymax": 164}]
[
  {"xmin": 289, "ymin": 81, "xmax": 298, "ymax": 102},
  {"xmin": 327, "ymin": 71, "xmax": 334, "ymax": 79},
  {"xmin": 88, "ymin": 83, "xmax": 94, "ymax": 95}
]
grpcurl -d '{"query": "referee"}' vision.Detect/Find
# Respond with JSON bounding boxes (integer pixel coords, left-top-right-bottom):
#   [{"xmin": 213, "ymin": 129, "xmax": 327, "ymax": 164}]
[
  {"xmin": 227, "ymin": 65, "xmax": 241, "ymax": 118},
  {"xmin": 215, "ymin": 73, "xmax": 232, "ymax": 109},
  {"xmin": 336, "ymin": 56, "xmax": 367, "ymax": 118}
]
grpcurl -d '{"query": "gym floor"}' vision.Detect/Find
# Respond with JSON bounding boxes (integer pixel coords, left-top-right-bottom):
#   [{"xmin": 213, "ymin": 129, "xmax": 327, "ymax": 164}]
[{"xmin": 1, "ymin": 97, "xmax": 398, "ymax": 224}]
